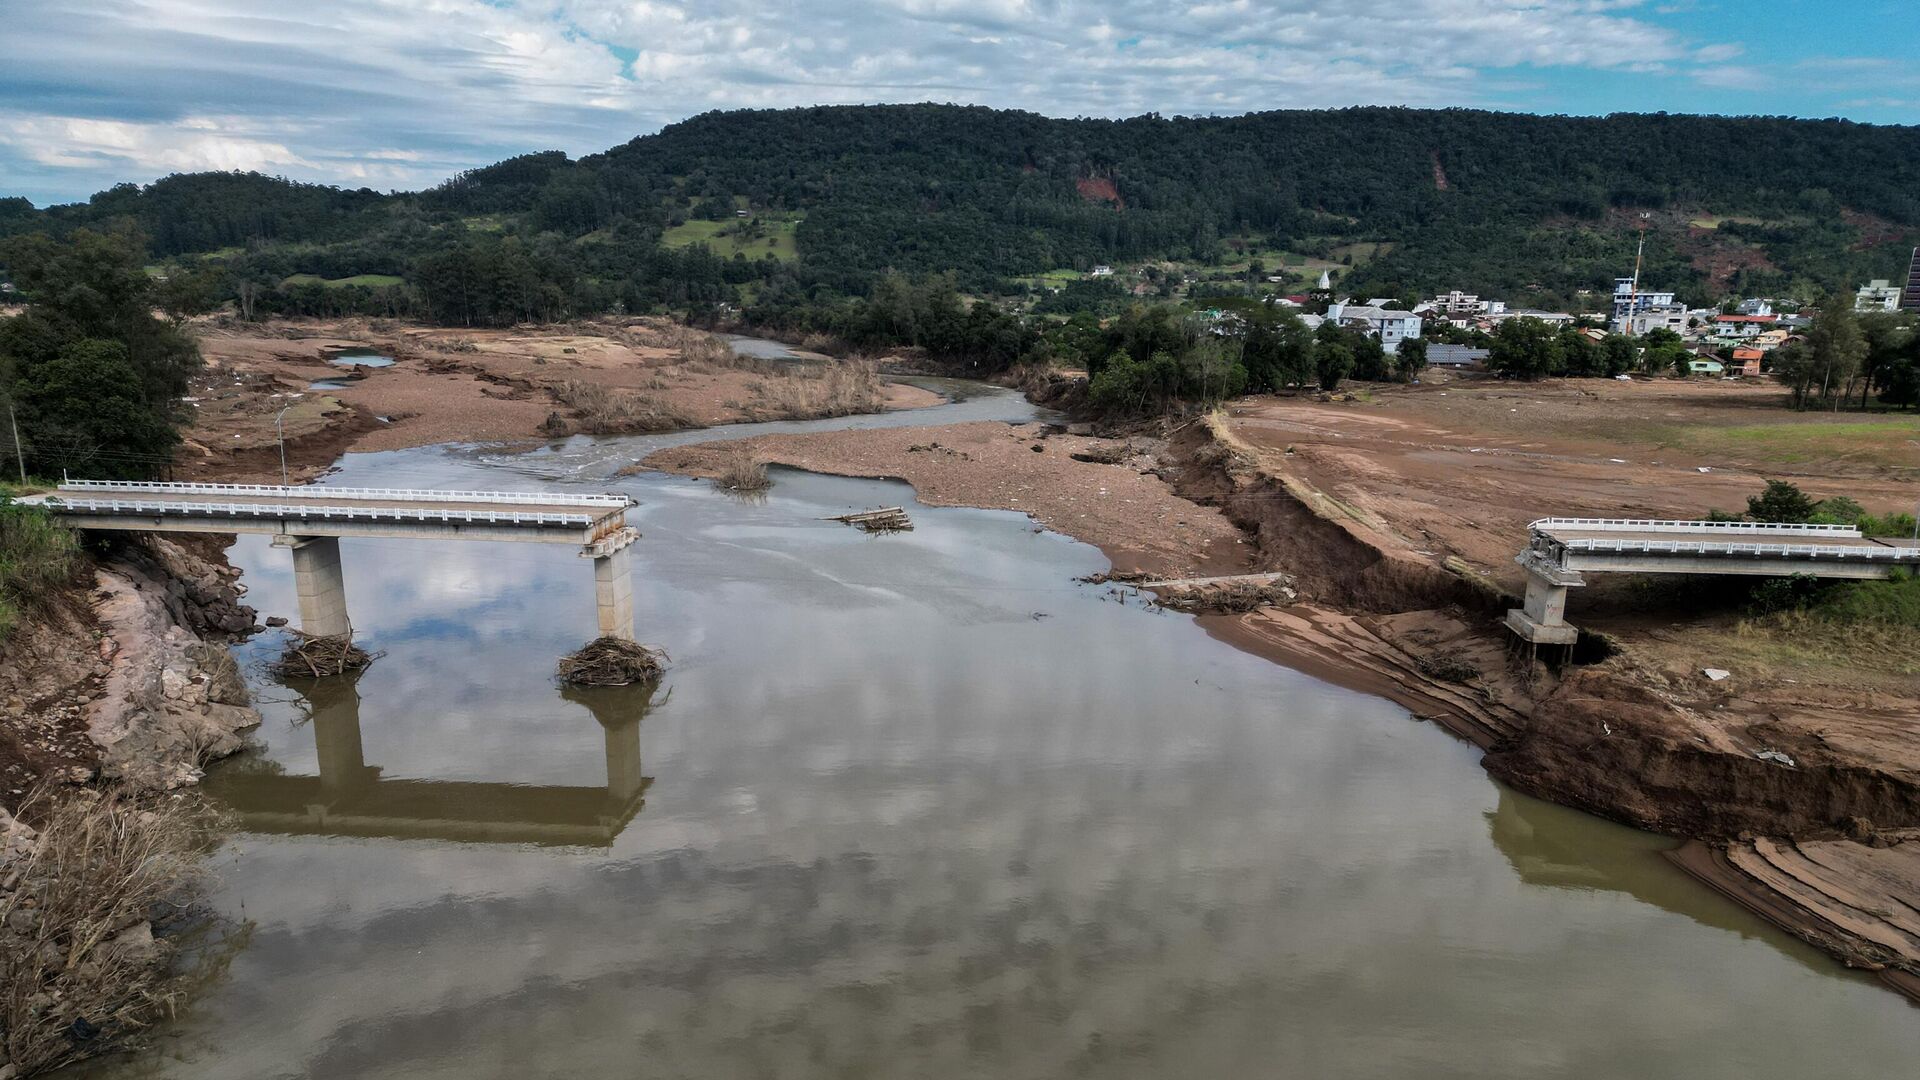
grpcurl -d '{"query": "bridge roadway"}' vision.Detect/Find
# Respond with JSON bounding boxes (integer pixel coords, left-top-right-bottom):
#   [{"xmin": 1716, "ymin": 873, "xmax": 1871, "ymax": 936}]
[
  {"xmin": 1508, "ymin": 517, "xmax": 1920, "ymax": 646},
  {"xmin": 34, "ymin": 479, "xmax": 632, "ymax": 544},
  {"xmin": 28, "ymin": 480, "xmax": 640, "ymax": 641}
]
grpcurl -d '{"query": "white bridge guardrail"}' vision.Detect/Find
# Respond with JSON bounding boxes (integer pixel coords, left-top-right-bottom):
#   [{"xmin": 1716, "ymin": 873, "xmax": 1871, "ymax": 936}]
[
  {"xmin": 48, "ymin": 497, "xmax": 601, "ymax": 528},
  {"xmin": 1561, "ymin": 538, "xmax": 1915, "ymax": 561},
  {"xmin": 57, "ymin": 480, "xmax": 630, "ymax": 510},
  {"xmin": 1531, "ymin": 517, "xmax": 1863, "ymax": 537}
]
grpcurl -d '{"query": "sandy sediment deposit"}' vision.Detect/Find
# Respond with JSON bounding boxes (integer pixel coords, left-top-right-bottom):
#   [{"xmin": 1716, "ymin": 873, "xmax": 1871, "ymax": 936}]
[
  {"xmin": 642, "ymin": 420, "xmax": 1247, "ymax": 579},
  {"xmin": 179, "ymin": 316, "xmax": 941, "ymax": 482},
  {"xmin": 645, "ymin": 374, "xmax": 1920, "ymax": 999}
]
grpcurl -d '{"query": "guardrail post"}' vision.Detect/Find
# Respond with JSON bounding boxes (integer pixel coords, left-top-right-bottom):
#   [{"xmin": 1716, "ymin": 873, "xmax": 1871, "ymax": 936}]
[{"xmin": 275, "ymin": 534, "xmax": 352, "ymax": 638}]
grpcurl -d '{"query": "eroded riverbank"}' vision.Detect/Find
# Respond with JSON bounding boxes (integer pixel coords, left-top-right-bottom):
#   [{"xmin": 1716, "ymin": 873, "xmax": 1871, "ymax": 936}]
[
  {"xmin": 31, "ymin": 366, "xmax": 1920, "ymax": 1077},
  {"xmin": 74, "ymin": 437, "xmax": 1920, "ymax": 1078},
  {"xmin": 640, "ymin": 400, "xmax": 1920, "ymax": 1001}
]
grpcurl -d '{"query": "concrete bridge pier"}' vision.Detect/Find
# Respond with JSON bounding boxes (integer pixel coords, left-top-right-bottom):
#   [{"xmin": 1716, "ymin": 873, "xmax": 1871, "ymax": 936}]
[
  {"xmin": 583, "ymin": 528, "xmax": 641, "ymax": 642},
  {"xmin": 275, "ymin": 534, "xmax": 352, "ymax": 639},
  {"xmin": 594, "ymin": 547, "xmax": 635, "ymax": 641},
  {"xmin": 1504, "ymin": 552, "xmax": 1584, "ymax": 647}
]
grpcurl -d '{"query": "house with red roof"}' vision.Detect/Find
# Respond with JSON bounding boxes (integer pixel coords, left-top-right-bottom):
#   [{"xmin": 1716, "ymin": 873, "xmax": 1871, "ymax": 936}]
[{"xmin": 1711, "ymin": 313, "xmax": 1777, "ymax": 339}]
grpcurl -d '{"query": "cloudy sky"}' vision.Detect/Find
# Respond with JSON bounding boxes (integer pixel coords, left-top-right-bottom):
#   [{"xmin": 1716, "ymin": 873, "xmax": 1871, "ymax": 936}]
[{"xmin": 1, "ymin": 0, "xmax": 1915, "ymax": 206}]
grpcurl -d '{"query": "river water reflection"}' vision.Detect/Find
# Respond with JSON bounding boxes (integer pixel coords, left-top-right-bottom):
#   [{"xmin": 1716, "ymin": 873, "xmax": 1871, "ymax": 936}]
[{"xmin": 83, "ymin": 380, "xmax": 1919, "ymax": 1079}]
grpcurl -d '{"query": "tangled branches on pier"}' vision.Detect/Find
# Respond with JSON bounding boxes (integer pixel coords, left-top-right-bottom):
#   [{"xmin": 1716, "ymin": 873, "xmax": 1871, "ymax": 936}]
[
  {"xmin": 269, "ymin": 632, "xmax": 378, "ymax": 678},
  {"xmin": 557, "ymin": 637, "xmax": 669, "ymax": 687}
]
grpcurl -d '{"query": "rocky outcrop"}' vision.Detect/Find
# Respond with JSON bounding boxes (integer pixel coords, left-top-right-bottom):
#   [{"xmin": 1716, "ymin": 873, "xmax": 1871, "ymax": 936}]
[
  {"xmin": 85, "ymin": 541, "xmax": 261, "ymax": 792},
  {"xmin": 125, "ymin": 535, "xmax": 260, "ymax": 637}
]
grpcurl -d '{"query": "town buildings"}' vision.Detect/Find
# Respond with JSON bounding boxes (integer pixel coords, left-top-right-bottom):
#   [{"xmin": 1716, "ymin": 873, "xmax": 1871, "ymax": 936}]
[
  {"xmin": 1625, "ymin": 304, "xmax": 1688, "ymax": 336},
  {"xmin": 1428, "ymin": 291, "xmax": 1505, "ymax": 319},
  {"xmin": 1426, "ymin": 344, "xmax": 1489, "ymax": 368},
  {"xmin": 1610, "ymin": 277, "xmax": 1676, "ymax": 329},
  {"xmin": 1856, "ymin": 279, "xmax": 1902, "ymax": 312},
  {"xmin": 1710, "ymin": 312, "xmax": 1777, "ymax": 339},
  {"xmin": 1325, "ymin": 301, "xmax": 1423, "ymax": 353}
]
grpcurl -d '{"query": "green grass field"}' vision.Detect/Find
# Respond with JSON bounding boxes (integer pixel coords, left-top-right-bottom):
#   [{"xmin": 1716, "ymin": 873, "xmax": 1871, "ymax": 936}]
[
  {"xmin": 662, "ymin": 216, "xmax": 799, "ymax": 261},
  {"xmin": 281, "ymin": 273, "xmax": 405, "ymax": 289},
  {"xmin": 1013, "ymin": 268, "xmax": 1089, "ymax": 289},
  {"xmin": 1660, "ymin": 418, "xmax": 1920, "ymax": 469},
  {"xmin": 1612, "ymin": 413, "xmax": 1920, "ymax": 468},
  {"xmin": 1209, "ymin": 236, "xmax": 1389, "ymax": 282}
]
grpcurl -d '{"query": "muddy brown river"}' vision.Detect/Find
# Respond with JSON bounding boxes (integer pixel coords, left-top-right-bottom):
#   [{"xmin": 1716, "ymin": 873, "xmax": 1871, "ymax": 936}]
[{"xmin": 82, "ymin": 378, "xmax": 1919, "ymax": 1079}]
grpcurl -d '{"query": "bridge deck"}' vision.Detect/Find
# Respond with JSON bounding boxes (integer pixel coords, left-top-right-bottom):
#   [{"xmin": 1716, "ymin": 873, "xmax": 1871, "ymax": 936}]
[
  {"xmin": 1525, "ymin": 517, "xmax": 1920, "ymax": 579},
  {"xmin": 1544, "ymin": 528, "xmax": 1907, "ymax": 552},
  {"xmin": 32, "ymin": 481, "xmax": 632, "ymax": 543},
  {"xmin": 57, "ymin": 490, "xmax": 619, "ymax": 520}
]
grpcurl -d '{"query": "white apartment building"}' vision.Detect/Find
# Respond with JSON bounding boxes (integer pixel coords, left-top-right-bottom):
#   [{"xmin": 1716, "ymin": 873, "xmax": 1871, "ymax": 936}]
[
  {"xmin": 1856, "ymin": 279, "xmax": 1901, "ymax": 312},
  {"xmin": 1429, "ymin": 290, "xmax": 1506, "ymax": 318},
  {"xmin": 1626, "ymin": 304, "xmax": 1689, "ymax": 337},
  {"xmin": 1326, "ymin": 302, "xmax": 1423, "ymax": 354},
  {"xmin": 1610, "ymin": 277, "xmax": 1677, "ymax": 330}
]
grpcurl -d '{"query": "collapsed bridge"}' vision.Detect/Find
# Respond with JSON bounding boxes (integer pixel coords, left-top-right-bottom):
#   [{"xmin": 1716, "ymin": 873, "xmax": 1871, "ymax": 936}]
[
  {"xmin": 1507, "ymin": 518, "xmax": 1920, "ymax": 646},
  {"xmin": 24, "ymin": 480, "xmax": 641, "ymax": 640}
]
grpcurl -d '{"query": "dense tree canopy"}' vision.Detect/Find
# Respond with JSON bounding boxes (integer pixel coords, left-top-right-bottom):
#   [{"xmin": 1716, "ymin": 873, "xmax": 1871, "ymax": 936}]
[
  {"xmin": 3, "ymin": 105, "xmax": 1915, "ymax": 332},
  {"xmin": 0, "ymin": 227, "xmax": 196, "ymax": 478}
]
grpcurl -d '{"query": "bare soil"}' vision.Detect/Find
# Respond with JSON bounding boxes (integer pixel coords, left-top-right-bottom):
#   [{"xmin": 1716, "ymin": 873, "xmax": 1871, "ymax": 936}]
[
  {"xmin": 1204, "ymin": 379, "xmax": 1920, "ymax": 996},
  {"xmin": 645, "ymin": 373, "xmax": 1920, "ymax": 999},
  {"xmin": 180, "ymin": 316, "xmax": 941, "ymax": 482},
  {"xmin": 642, "ymin": 422, "xmax": 1248, "ymax": 579}
]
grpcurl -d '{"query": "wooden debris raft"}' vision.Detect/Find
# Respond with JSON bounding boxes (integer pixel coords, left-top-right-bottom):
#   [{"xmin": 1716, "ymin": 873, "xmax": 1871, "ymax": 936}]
[
  {"xmin": 826, "ymin": 506, "xmax": 913, "ymax": 533},
  {"xmin": 1140, "ymin": 572, "xmax": 1297, "ymax": 615},
  {"xmin": 271, "ymin": 632, "xmax": 378, "ymax": 678},
  {"xmin": 558, "ymin": 636, "xmax": 669, "ymax": 686}
]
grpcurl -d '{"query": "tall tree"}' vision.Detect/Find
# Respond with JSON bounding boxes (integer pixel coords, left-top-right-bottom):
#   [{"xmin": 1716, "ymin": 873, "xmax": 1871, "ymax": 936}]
[
  {"xmin": 1486, "ymin": 317, "xmax": 1563, "ymax": 380},
  {"xmin": 0, "ymin": 227, "xmax": 197, "ymax": 477},
  {"xmin": 1799, "ymin": 294, "xmax": 1867, "ymax": 410}
]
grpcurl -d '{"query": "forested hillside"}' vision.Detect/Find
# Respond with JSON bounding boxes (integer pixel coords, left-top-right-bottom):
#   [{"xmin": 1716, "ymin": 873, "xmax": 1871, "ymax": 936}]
[{"xmin": 4, "ymin": 105, "xmax": 1918, "ymax": 324}]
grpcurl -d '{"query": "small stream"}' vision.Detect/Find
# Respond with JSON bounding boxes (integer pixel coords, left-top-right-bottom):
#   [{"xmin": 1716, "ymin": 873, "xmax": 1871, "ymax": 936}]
[{"xmin": 80, "ymin": 347, "xmax": 1920, "ymax": 1079}]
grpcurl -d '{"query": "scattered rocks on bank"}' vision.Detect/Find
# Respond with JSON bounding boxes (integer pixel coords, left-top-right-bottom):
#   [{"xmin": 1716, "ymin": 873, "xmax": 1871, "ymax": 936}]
[{"xmin": 85, "ymin": 543, "xmax": 262, "ymax": 793}]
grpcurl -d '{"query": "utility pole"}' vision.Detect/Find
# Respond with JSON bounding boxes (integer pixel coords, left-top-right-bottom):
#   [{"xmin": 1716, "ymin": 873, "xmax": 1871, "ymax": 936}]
[
  {"xmin": 6, "ymin": 400, "xmax": 24, "ymax": 486},
  {"xmin": 275, "ymin": 405, "xmax": 291, "ymax": 486}
]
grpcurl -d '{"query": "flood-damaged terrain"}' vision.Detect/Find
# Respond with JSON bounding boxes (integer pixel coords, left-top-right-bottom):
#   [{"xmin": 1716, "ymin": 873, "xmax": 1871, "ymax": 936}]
[
  {"xmin": 176, "ymin": 316, "xmax": 941, "ymax": 481},
  {"xmin": 648, "ymin": 373, "xmax": 1920, "ymax": 999},
  {"xmin": 8, "ymin": 323, "xmax": 1920, "ymax": 1079}
]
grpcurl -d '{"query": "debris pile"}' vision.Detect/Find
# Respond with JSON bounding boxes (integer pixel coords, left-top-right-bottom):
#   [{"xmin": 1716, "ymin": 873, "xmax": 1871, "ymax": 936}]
[
  {"xmin": 1153, "ymin": 577, "xmax": 1296, "ymax": 614},
  {"xmin": 827, "ymin": 507, "xmax": 913, "ymax": 533},
  {"xmin": 1069, "ymin": 442, "xmax": 1131, "ymax": 465},
  {"xmin": 1414, "ymin": 652, "xmax": 1479, "ymax": 684},
  {"xmin": 557, "ymin": 637, "xmax": 668, "ymax": 686},
  {"xmin": 269, "ymin": 632, "xmax": 377, "ymax": 678}
]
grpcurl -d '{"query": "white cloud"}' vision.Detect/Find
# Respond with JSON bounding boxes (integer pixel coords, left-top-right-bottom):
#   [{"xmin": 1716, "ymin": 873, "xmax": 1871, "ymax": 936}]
[
  {"xmin": 0, "ymin": 115, "xmax": 315, "ymax": 174},
  {"xmin": 1691, "ymin": 66, "xmax": 1769, "ymax": 91},
  {"xmin": 0, "ymin": 0, "xmax": 1868, "ymax": 204}
]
